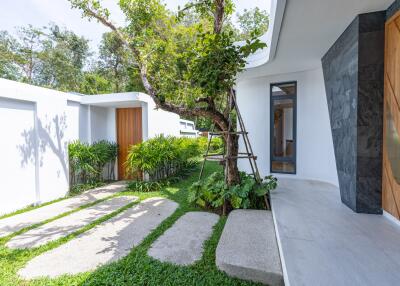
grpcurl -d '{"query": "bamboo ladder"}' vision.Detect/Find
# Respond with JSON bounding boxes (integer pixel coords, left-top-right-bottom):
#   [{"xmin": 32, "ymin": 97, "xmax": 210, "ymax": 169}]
[{"xmin": 198, "ymin": 90, "xmax": 270, "ymax": 211}]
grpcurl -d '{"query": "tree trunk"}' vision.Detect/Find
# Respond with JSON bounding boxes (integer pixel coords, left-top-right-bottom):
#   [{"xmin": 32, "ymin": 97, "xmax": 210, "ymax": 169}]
[{"xmin": 225, "ymin": 133, "xmax": 240, "ymax": 186}]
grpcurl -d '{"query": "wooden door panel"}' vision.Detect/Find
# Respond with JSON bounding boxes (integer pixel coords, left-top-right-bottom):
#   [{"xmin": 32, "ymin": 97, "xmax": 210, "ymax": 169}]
[
  {"xmin": 383, "ymin": 11, "xmax": 400, "ymax": 220},
  {"xmin": 116, "ymin": 108, "xmax": 142, "ymax": 180},
  {"xmin": 383, "ymin": 167, "xmax": 400, "ymax": 219}
]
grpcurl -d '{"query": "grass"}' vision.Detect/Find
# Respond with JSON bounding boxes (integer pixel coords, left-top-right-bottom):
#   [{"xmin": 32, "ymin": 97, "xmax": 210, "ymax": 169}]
[{"xmin": 0, "ymin": 162, "xmax": 262, "ymax": 286}]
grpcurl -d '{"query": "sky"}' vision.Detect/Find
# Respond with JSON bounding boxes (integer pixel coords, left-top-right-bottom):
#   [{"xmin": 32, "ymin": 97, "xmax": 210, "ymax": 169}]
[{"xmin": 0, "ymin": 0, "xmax": 270, "ymax": 53}]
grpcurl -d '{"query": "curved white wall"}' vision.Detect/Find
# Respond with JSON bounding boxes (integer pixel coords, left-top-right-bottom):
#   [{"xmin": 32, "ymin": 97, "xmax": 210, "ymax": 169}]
[{"xmin": 236, "ymin": 67, "xmax": 339, "ymax": 186}]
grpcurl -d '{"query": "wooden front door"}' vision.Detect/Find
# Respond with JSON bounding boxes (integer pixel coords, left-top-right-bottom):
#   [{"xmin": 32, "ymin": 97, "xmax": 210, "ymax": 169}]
[
  {"xmin": 116, "ymin": 108, "xmax": 142, "ymax": 180},
  {"xmin": 383, "ymin": 12, "xmax": 400, "ymax": 220}
]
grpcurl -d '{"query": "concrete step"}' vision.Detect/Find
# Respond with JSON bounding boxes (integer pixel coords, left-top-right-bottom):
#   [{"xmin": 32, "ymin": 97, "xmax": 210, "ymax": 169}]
[
  {"xmin": 7, "ymin": 195, "xmax": 137, "ymax": 249},
  {"xmin": 19, "ymin": 197, "xmax": 178, "ymax": 279},
  {"xmin": 148, "ymin": 212, "xmax": 219, "ymax": 265},
  {"xmin": 0, "ymin": 182, "xmax": 127, "ymax": 237},
  {"xmin": 216, "ymin": 210, "xmax": 284, "ymax": 286}
]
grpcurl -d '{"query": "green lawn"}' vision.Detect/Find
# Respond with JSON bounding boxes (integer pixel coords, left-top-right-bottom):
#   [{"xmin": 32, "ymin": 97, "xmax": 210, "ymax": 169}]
[{"xmin": 0, "ymin": 162, "xmax": 262, "ymax": 286}]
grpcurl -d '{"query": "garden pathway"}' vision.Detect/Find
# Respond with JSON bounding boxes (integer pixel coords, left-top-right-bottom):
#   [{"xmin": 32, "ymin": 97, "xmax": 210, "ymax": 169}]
[
  {"xmin": 19, "ymin": 197, "xmax": 178, "ymax": 279},
  {"xmin": 6, "ymin": 196, "xmax": 137, "ymax": 249},
  {"xmin": 216, "ymin": 210, "xmax": 283, "ymax": 286},
  {"xmin": 0, "ymin": 182, "xmax": 127, "ymax": 237},
  {"xmin": 148, "ymin": 212, "xmax": 219, "ymax": 265}
]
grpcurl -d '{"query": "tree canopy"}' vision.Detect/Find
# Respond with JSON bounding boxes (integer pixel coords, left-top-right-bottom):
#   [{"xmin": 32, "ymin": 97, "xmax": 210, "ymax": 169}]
[
  {"xmin": 69, "ymin": 0, "xmax": 268, "ymax": 185},
  {"xmin": 0, "ymin": 3, "xmax": 268, "ymax": 100}
]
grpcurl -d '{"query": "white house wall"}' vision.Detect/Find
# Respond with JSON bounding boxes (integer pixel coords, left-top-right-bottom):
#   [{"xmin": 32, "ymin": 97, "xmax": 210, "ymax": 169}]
[
  {"xmin": 236, "ymin": 67, "xmax": 339, "ymax": 186},
  {"xmin": 0, "ymin": 98, "xmax": 37, "ymax": 215},
  {"xmin": 0, "ymin": 79, "xmax": 80, "ymax": 214},
  {"xmin": 89, "ymin": 106, "xmax": 109, "ymax": 143},
  {"xmin": 146, "ymin": 98, "xmax": 180, "ymax": 138},
  {"xmin": 0, "ymin": 80, "xmax": 183, "ymax": 215}
]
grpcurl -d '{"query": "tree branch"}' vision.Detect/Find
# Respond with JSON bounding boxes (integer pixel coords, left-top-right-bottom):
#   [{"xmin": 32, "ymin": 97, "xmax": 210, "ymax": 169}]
[{"xmin": 70, "ymin": 0, "xmax": 229, "ymax": 131}]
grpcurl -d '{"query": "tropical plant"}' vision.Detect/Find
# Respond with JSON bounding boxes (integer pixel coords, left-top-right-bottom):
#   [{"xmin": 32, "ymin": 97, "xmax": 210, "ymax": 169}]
[
  {"xmin": 127, "ymin": 180, "xmax": 165, "ymax": 193},
  {"xmin": 68, "ymin": 140, "xmax": 97, "ymax": 185},
  {"xmin": 197, "ymin": 136, "xmax": 224, "ymax": 154},
  {"xmin": 125, "ymin": 135, "xmax": 202, "ymax": 182},
  {"xmin": 68, "ymin": 140, "xmax": 118, "ymax": 192},
  {"xmin": 188, "ymin": 171, "xmax": 278, "ymax": 213}
]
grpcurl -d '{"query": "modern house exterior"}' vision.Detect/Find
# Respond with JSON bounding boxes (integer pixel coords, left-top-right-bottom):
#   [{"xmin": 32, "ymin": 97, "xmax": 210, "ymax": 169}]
[
  {"xmin": 235, "ymin": 1, "xmax": 400, "ymax": 284},
  {"xmin": 237, "ymin": 0, "xmax": 400, "ymax": 221},
  {"xmin": 0, "ymin": 79, "xmax": 181, "ymax": 215}
]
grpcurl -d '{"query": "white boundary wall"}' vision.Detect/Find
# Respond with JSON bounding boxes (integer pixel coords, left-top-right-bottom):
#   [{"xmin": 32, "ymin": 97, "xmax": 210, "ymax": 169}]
[
  {"xmin": 236, "ymin": 67, "xmax": 339, "ymax": 186},
  {"xmin": 0, "ymin": 79, "xmax": 180, "ymax": 215}
]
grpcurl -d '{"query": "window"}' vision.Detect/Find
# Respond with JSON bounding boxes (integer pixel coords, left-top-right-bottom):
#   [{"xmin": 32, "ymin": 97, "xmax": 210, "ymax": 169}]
[{"xmin": 270, "ymin": 82, "xmax": 297, "ymax": 174}]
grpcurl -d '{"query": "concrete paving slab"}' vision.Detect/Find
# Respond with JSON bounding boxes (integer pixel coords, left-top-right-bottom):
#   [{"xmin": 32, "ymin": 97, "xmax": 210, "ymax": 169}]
[
  {"xmin": 19, "ymin": 197, "xmax": 178, "ymax": 279},
  {"xmin": 216, "ymin": 210, "xmax": 283, "ymax": 286},
  {"xmin": 148, "ymin": 212, "xmax": 219, "ymax": 265},
  {"xmin": 271, "ymin": 178, "xmax": 400, "ymax": 286},
  {"xmin": 7, "ymin": 196, "xmax": 137, "ymax": 249},
  {"xmin": 0, "ymin": 182, "xmax": 127, "ymax": 237}
]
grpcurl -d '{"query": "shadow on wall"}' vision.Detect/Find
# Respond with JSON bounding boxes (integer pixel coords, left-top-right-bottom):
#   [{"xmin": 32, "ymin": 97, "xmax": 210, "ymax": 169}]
[{"xmin": 18, "ymin": 114, "xmax": 69, "ymax": 182}]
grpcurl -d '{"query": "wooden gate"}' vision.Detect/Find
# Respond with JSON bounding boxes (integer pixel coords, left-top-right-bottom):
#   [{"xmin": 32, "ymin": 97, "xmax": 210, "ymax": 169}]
[
  {"xmin": 116, "ymin": 108, "xmax": 142, "ymax": 180},
  {"xmin": 383, "ymin": 11, "xmax": 400, "ymax": 219}
]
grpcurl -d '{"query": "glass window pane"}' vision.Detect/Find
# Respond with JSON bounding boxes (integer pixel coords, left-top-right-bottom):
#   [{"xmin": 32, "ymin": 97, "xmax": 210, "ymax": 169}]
[
  {"xmin": 271, "ymin": 161, "xmax": 295, "ymax": 173},
  {"xmin": 272, "ymin": 82, "xmax": 296, "ymax": 97},
  {"xmin": 273, "ymin": 99, "xmax": 294, "ymax": 158}
]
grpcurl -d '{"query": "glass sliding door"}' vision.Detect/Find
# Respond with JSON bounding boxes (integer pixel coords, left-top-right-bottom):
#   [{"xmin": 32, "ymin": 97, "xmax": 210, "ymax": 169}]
[{"xmin": 270, "ymin": 82, "xmax": 297, "ymax": 174}]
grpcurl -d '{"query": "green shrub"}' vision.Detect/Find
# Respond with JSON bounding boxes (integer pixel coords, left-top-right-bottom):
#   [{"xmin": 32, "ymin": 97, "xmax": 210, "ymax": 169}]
[
  {"xmin": 68, "ymin": 140, "xmax": 118, "ymax": 193},
  {"xmin": 68, "ymin": 141, "xmax": 97, "ymax": 185},
  {"xmin": 127, "ymin": 181, "xmax": 165, "ymax": 192},
  {"xmin": 197, "ymin": 136, "xmax": 225, "ymax": 154},
  {"xmin": 125, "ymin": 135, "xmax": 202, "ymax": 181},
  {"xmin": 188, "ymin": 171, "xmax": 278, "ymax": 212}
]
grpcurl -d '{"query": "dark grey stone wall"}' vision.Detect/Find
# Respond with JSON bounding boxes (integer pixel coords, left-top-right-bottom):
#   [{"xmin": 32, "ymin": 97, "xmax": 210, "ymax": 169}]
[{"xmin": 322, "ymin": 12, "xmax": 385, "ymax": 214}]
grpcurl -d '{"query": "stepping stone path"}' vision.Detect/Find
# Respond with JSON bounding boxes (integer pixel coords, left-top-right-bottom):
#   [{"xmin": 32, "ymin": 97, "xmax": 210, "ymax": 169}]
[
  {"xmin": 0, "ymin": 182, "xmax": 127, "ymax": 237},
  {"xmin": 19, "ymin": 197, "xmax": 178, "ymax": 279},
  {"xmin": 7, "ymin": 196, "xmax": 137, "ymax": 249},
  {"xmin": 216, "ymin": 210, "xmax": 284, "ymax": 286},
  {"xmin": 148, "ymin": 212, "xmax": 219, "ymax": 266}
]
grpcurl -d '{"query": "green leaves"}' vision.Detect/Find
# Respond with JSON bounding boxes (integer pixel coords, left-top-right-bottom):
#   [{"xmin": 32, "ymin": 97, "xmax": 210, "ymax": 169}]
[
  {"xmin": 125, "ymin": 135, "xmax": 202, "ymax": 181},
  {"xmin": 0, "ymin": 23, "xmax": 90, "ymax": 91},
  {"xmin": 188, "ymin": 171, "xmax": 278, "ymax": 212},
  {"xmin": 127, "ymin": 180, "xmax": 164, "ymax": 192},
  {"xmin": 68, "ymin": 140, "xmax": 118, "ymax": 188},
  {"xmin": 237, "ymin": 7, "xmax": 269, "ymax": 40}
]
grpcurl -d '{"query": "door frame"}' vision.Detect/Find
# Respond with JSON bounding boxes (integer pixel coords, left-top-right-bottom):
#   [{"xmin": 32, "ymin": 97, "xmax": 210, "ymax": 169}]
[
  {"xmin": 382, "ymin": 10, "xmax": 400, "ymax": 219},
  {"xmin": 270, "ymin": 81, "xmax": 297, "ymax": 174}
]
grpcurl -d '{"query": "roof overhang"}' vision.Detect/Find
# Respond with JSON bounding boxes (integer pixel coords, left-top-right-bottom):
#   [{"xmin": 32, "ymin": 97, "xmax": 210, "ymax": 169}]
[
  {"xmin": 239, "ymin": 0, "xmax": 393, "ymax": 81},
  {"xmin": 243, "ymin": 0, "xmax": 286, "ymax": 69},
  {"xmin": 80, "ymin": 92, "xmax": 149, "ymax": 108}
]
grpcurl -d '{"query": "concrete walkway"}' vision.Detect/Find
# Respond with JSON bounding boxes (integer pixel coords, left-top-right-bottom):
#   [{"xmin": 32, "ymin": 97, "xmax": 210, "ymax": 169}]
[
  {"xmin": 0, "ymin": 182, "xmax": 127, "ymax": 237},
  {"xmin": 6, "ymin": 196, "xmax": 137, "ymax": 249},
  {"xmin": 148, "ymin": 212, "xmax": 219, "ymax": 265},
  {"xmin": 216, "ymin": 210, "xmax": 283, "ymax": 286},
  {"xmin": 19, "ymin": 197, "xmax": 178, "ymax": 279},
  {"xmin": 271, "ymin": 178, "xmax": 400, "ymax": 286}
]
